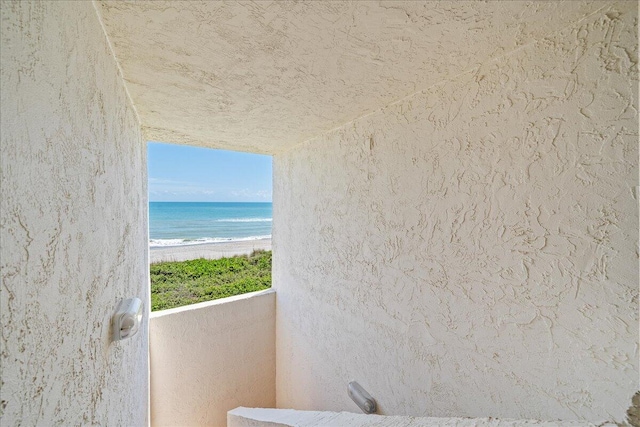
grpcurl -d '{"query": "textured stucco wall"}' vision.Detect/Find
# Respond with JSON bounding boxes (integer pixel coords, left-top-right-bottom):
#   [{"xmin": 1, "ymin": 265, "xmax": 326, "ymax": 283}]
[
  {"xmin": 273, "ymin": 1, "xmax": 638, "ymax": 423},
  {"xmin": 150, "ymin": 290, "xmax": 276, "ymax": 427},
  {"xmin": 1, "ymin": 1, "xmax": 148, "ymax": 425}
]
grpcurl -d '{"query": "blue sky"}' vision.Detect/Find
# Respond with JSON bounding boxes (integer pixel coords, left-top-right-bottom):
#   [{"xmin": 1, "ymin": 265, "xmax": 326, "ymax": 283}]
[{"xmin": 147, "ymin": 142, "xmax": 272, "ymax": 202}]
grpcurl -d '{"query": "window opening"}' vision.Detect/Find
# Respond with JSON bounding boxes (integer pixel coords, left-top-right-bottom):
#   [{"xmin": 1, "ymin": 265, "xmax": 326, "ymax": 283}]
[{"xmin": 147, "ymin": 141, "xmax": 273, "ymax": 311}]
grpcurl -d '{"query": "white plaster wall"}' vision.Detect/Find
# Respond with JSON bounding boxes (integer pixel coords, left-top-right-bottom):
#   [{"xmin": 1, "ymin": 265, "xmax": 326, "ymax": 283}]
[
  {"xmin": 150, "ymin": 290, "xmax": 276, "ymax": 427},
  {"xmin": 1, "ymin": 1, "xmax": 148, "ymax": 425},
  {"xmin": 273, "ymin": 2, "xmax": 638, "ymax": 423}
]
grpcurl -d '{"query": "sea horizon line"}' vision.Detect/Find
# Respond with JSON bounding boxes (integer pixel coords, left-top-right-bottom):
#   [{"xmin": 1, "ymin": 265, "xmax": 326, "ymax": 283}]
[{"xmin": 149, "ymin": 200, "xmax": 272, "ymax": 203}]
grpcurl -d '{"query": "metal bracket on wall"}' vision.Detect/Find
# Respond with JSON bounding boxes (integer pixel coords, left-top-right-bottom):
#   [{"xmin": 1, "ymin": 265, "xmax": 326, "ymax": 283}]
[{"xmin": 348, "ymin": 381, "xmax": 377, "ymax": 414}]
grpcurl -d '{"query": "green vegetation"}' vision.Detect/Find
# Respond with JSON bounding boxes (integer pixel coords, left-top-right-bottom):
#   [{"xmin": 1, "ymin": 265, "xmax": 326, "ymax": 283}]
[{"xmin": 150, "ymin": 250, "xmax": 272, "ymax": 311}]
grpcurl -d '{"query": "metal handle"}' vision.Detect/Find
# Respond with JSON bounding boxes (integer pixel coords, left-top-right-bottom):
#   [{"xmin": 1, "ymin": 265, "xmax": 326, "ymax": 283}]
[{"xmin": 348, "ymin": 381, "xmax": 377, "ymax": 414}]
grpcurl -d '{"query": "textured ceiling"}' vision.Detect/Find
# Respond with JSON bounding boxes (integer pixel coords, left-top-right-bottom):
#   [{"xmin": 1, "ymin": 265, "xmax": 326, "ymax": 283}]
[{"xmin": 97, "ymin": 1, "xmax": 606, "ymax": 154}]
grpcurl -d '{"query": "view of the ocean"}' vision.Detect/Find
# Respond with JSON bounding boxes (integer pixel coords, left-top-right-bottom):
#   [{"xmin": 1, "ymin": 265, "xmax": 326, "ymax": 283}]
[{"xmin": 149, "ymin": 202, "xmax": 272, "ymax": 247}]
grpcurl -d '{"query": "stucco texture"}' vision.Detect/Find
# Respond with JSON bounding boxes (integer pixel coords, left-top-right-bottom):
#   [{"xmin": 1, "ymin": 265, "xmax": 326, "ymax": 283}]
[
  {"xmin": 227, "ymin": 407, "xmax": 616, "ymax": 427},
  {"xmin": 273, "ymin": 1, "xmax": 638, "ymax": 423},
  {"xmin": 96, "ymin": 1, "xmax": 606, "ymax": 155},
  {"xmin": 1, "ymin": 1, "xmax": 148, "ymax": 425}
]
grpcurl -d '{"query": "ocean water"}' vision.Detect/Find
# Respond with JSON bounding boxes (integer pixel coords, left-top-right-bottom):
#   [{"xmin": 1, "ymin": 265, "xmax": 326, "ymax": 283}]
[{"xmin": 149, "ymin": 202, "xmax": 272, "ymax": 247}]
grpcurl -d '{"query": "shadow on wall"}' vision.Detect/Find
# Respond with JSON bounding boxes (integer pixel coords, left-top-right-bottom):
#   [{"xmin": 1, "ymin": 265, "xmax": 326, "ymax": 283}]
[{"xmin": 628, "ymin": 391, "xmax": 640, "ymax": 427}]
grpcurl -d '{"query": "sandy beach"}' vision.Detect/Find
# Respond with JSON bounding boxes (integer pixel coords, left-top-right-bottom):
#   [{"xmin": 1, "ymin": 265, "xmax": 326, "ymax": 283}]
[{"xmin": 150, "ymin": 238, "xmax": 272, "ymax": 263}]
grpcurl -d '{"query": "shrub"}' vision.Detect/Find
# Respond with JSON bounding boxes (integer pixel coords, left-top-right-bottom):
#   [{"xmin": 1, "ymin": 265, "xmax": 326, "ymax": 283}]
[{"xmin": 150, "ymin": 250, "xmax": 272, "ymax": 311}]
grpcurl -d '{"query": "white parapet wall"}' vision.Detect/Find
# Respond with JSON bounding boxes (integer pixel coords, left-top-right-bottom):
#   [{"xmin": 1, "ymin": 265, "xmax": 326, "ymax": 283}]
[
  {"xmin": 227, "ymin": 408, "xmax": 616, "ymax": 427},
  {"xmin": 150, "ymin": 289, "xmax": 276, "ymax": 427}
]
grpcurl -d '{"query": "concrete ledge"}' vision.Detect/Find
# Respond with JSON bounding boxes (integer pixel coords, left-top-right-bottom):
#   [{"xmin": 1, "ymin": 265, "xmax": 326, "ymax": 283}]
[
  {"xmin": 150, "ymin": 288, "xmax": 275, "ymax": 318},
  {"xmin": 227, "ymin": 408, "xmax": 616, "ymax": 427}
]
